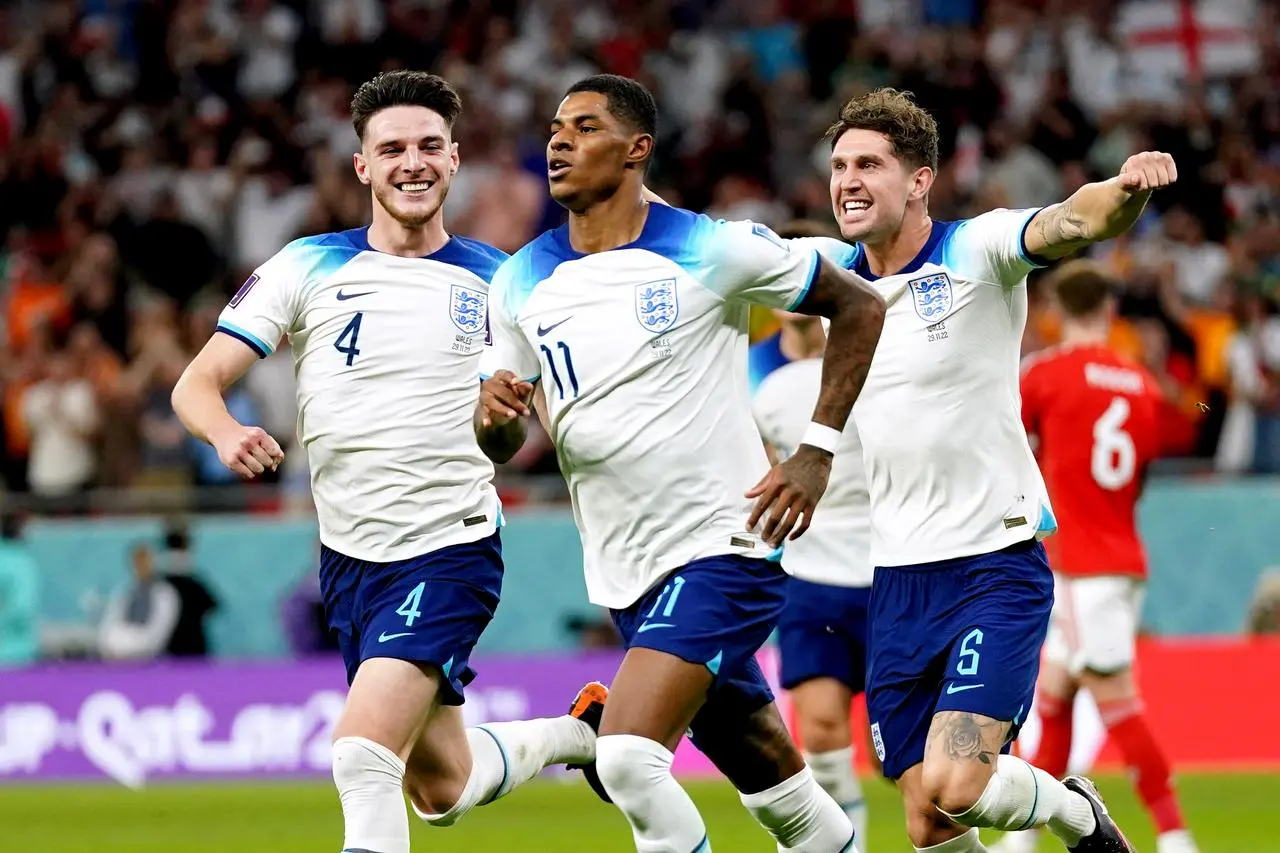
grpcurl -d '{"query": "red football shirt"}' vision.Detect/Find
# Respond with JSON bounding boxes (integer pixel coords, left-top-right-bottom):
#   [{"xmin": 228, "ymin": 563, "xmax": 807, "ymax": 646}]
[{"xmin": 1021, "ymin": 343, "xmax": 1165, "ymax": 578}]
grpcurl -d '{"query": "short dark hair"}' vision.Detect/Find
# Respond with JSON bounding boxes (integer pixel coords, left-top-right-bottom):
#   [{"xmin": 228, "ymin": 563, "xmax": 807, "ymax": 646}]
[
  {"xmin": 1049, "ymin": 260, "xmax": 1116, "ymax": 318},
  {"xmin": 350, "ymin": 71, "xmax": 463, "ymax": 142},
  {"xmin": 565, "ymin": 74, "xmax": 657, "ymax": 138},
  {"xmin": 823, "ymin": 88, "xmax": 939, "ymax": 172}
]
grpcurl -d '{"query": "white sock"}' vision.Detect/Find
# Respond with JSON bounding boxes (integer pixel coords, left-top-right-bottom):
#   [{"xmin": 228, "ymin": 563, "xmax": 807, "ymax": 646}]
[
  {"xmin": 740, "ymin": 765, "xmax": 856, "ymax": 852},
  {"xmin": 944, "ymin": 755, "xmax": 1097, "ymax": 846},
  {"xmin": 806, "ymin": 748, "xmax": 868, "ymax": 848},
  {"xmin": 596, "ymin": 734, "xmax": 711, "ymax": 853},
  {"xmin": 414, "ymin": 716, "xmax": 595, "ymax": 826},
  {"xmin": 915, "ymin": 827, "xmax": 988, "ymax": 852},
  {"xmin": 331, "ymin": 736, "xmax": 409, "ymax": 853}
]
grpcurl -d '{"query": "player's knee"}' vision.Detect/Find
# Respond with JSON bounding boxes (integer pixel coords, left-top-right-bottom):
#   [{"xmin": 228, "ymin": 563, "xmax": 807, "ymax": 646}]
[
  {"xmin": 595, "ymin": 733, "xmax": 673, "ymax": 805},
  {"xmin": 903, "ymin": 790, "xmax": 961, "ymax": 848},
  {"xmin": 332, "ymin": 736, "xmax": 406, "ymax": 796},
  {"xmin": 798, "ymin": 706, "xmax": 851, "ymax": 754},
  {"xmin": 921, "ymin": 759, "xmax": 989, "ymax": 817},
  {"xmin": 403, "ymin": 770, "xmax": 468, "ymax": 821}
]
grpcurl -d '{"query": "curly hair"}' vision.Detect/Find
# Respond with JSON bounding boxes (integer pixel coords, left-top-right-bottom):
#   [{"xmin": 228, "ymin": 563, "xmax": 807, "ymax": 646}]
[{"xmin": 823, "ymin": 88, "xmax": 939, "ymax": 172}]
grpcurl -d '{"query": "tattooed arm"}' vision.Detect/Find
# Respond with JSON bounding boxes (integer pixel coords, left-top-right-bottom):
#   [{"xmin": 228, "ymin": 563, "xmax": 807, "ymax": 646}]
[
  {"xmin": 746, "ymin": 257, "xmax": 885, "ymax": 544},
  {"xmin": 1024, "ymin": 151, "xmax": 1178, "ymax": 261}
]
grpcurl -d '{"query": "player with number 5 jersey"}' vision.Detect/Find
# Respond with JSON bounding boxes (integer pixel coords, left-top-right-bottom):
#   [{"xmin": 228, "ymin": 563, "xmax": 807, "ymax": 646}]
[{"xmin": 172, "ymin": 72, "xmax": 602, "ymax": 853}]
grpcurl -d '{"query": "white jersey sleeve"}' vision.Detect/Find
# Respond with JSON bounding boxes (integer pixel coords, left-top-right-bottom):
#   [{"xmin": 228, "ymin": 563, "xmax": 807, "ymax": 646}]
[
  {"xmin": 216, "ymin": 241, "xmax": 312, "ymax": 356},
  {"xmin": 941, "ymin": 207, "xmax": 1049, "ymax": 287},
  {"xmin": 788, "ymin": 235, "xmax": 861, "ymax": 270},
  {"xmin": 694, "ymin": 220, "xmax": 821, "ymax": 310},
  {"xmin": 480, "ymin": 256, "xmax": 542, "ymax": 383}
]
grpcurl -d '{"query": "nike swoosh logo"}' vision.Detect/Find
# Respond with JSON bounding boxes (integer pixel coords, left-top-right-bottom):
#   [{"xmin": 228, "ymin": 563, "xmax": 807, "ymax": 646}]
[
  {"xmin": 536, "ymin": 317, "xmax": 572, "ymax": 336},
  {"xmin": 636, "ymin": 622, "xmax": 675, "ymax": 633},
  {"xmin": 377, "ymin": 631, "xmax": 414, "ymax": 643},
  {"xmin": 945, "ymin": 683, "xmax": 985, "ymax": 694},
  {"xmin": 337, "ymin": 289, "xmax": 376, "ymax": 301}
]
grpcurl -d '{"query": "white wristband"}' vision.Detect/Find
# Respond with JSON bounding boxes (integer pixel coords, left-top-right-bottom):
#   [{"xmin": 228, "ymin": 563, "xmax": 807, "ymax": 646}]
[{"xmin": 800, "ymin": 422, "xmax": 841, "ymax": 454}]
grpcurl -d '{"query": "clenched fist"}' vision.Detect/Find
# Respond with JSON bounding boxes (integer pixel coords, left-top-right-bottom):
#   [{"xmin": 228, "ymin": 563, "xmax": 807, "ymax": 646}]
[
  {"xmin": 478, "ymin": 370, "xmax": 534, "ymax": 429},
  {"xmin": 211, "ymin": 424, "xmax": 285, "ymax": 479},
  {"xmin": 1117, "ymin": 151, "xmax": 1177, "ymax": 194}
]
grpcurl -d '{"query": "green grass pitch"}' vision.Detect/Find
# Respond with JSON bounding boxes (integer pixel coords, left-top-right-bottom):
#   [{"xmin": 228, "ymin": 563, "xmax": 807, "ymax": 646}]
[{"xmin": 1, "ymin": 772, "xmax": 1270, "ymax": 851}]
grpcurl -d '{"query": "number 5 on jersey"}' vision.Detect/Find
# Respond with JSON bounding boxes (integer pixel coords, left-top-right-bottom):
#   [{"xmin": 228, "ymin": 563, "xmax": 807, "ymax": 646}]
[{"xmin": 335, "ymin": 312, "xmax": 363, "ymax": 367}]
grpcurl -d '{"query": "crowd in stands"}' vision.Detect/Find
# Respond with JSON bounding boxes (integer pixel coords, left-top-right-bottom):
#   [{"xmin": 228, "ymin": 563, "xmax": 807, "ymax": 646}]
[{"xmin": 0, "ymin": 0, "xmax": 1278, "ymax": 512}]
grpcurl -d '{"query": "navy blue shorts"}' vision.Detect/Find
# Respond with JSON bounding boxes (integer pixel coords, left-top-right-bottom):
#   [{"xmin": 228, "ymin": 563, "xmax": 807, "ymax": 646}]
[
  {"xmin": 319, "ymin": 532, "xmax": 504, "ymax": 705},
  {"xmin": 610, "ymin": 554, "xmax": 787, "ymax": 741},
  {"xmin": 777, "ymin": 577, "xmax": 871, "ymax": 693},
  {"xmin": 865, "ymin": 538, "xmax": 1053, "ymax": 779}
]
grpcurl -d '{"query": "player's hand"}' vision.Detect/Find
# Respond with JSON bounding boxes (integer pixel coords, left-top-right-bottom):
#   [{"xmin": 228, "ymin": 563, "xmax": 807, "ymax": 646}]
[
  {"xmin": 1116, "ymin": 151, "xmax": 1177, "ymax": 194},
  {"xmin": 479, "ymin": 370, "xmax": 534, "ymax": 429},
  {"xmin": 745, "ymin": 445, "xmax": 832, "ymax": 547},
  {"xmin": 210, "ymin": 424, "xmax": 284, "ymax": 479}
]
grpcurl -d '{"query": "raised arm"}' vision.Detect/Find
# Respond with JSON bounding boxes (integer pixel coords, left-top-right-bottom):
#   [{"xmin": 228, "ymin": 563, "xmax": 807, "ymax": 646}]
[{"xmin": 1023, "ymin": 151, "xmax": 1177, "ymax": 261}]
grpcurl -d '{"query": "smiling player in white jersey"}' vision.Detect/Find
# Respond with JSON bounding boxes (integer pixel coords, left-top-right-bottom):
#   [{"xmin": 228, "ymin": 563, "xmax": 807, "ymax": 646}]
[
  {"xmin": 751, "ymin": 296, "xmax": 875, "ymax": 850},
  {"xmin": 790, "ymin": 87, "xmax": 1178, "ymax": 853},
  {"xmin": 476, "ymin": 74, "xmax": 886, "ymax": 853},
  {"xmin": 171, "ymin": 71, "xmax": 599, "ymax": 853}
]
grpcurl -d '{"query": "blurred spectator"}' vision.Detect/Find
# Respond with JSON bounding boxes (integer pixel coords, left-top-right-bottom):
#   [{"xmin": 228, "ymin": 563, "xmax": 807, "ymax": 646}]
[
  {"xmin": 0, "ymin": 512, "xmax": 38, "ymax": 667},
  {"xmin": 21, "ymin": 348, "xmax": 98, "ymax": 500},
  {"xmin": 98, "ymin": 536, "xmax": 217, "ymax": 661},
  {"xmin": 156, "ymin": 522, "xmax": 219, "ymax": 658},
  {"xmin": 98, "ymin": 542, "xmax": 182, "ymax": 661}
]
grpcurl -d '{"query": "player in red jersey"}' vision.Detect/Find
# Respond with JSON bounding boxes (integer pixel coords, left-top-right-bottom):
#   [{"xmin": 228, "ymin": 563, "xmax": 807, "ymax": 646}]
[{"xmin": 996, "ymin": 260, "xmax": 1198, "ymax": 853}]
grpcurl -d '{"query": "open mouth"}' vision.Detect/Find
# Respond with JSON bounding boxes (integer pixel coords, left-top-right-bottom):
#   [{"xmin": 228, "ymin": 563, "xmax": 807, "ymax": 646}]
[
  {"xmin": 548, "ymin": 159, "xmax": 571, "ymax": 179},
  {"xmin": 842, "ymin": 198, "xmax": 872, "ymax": 216},
  {"xmin": 396, "ymin": 180, "xmax": 435, "ymax": 196}
]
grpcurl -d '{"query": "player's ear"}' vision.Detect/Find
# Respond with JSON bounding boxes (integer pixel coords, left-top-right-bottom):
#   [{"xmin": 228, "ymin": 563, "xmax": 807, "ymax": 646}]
[
  {"xmin": 626, "ymin": 133, "xmax": 654, "ymax": 170},
  {"xmin": 449, "ymin": 140, "xmax": 460, "ymax": 176},
  {"xmin": 909, "ymin": 165, "xmax": 934, "ymax": 202},
  {"xmin": 353, "ymin": 151, "xmax": 371, "ymax": 186}
]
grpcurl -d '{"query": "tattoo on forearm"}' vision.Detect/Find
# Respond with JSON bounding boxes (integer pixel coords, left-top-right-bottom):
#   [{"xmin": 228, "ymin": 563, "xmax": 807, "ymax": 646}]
[
  {"xmin": 929, "ymin": 713, "xmax": 1009, "ymax": 766},
  {"xmin": 809, "ymin": 267, "xmax": 885, "ymax": 429},
  {"xmin": 1034, "ymin": 198, "xmax": 1089, "ymax": 248}
]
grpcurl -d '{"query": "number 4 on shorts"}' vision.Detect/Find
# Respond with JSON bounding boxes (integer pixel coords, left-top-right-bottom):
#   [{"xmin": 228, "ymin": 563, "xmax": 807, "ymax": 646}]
[{"xmin": 396, "ymin": 582, "xmax": 425, "ymax": 627}]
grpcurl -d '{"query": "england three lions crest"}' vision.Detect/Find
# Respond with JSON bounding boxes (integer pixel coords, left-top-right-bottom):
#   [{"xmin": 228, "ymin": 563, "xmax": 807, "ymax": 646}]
[
  {"xmin": 908, "ymin": 272, "xmax": 953, "ymax": 322},
  {"xmin": 635, "ymin": 278, "xmax": 678, "ymax": 334},
  {"xmin": 450, "ymin": 284, "xmax": 487, "ymax": 335}
]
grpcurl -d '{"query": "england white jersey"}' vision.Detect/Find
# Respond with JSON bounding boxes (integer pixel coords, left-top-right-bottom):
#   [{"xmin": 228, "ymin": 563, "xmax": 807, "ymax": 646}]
[
  {"xmin": 752, "ymin": 357, "xmax": 872, "ymax": 588},
  {"xmin": 797, "ymin": 208, "xmax": 1057, "ymax": 568},
  {"xmin": 481, "ymin": 204, "xmax": 821, "ymax": 608},
  {"xmin": 217, "ymin": 227, "xmax": 507, "ymax": 563}
]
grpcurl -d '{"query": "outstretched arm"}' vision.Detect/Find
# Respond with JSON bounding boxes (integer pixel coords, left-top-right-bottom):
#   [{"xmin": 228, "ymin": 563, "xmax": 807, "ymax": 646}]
[{"xmin": 1024, "ymin": 151, "xmax": 1177, "ymax": 261}]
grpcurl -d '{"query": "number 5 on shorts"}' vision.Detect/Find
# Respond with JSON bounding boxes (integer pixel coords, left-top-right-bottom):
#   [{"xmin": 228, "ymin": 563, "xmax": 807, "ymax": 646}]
[
  {"xmin": 956, "ymin": 628, "xmax": 983, "ymax": 676},
  {"xmin": 396, "ymin": 582, "xmax": 425, "ymax": 627}
]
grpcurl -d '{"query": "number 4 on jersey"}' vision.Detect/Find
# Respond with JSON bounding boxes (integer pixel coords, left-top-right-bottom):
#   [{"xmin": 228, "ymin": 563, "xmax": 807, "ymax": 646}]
[
  {"xmin": 1092, "ymin": 396, "xmax": 1136, "ymax": 490},
  {"xmin": 335, "ymin": 312, "xmax": 363, "ymax": 366}
]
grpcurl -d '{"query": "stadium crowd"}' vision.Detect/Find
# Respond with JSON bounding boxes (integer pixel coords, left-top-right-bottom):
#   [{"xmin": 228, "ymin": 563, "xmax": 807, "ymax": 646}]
[{"xmin": 0, "ymin": 0, "xmax": 1278, "ymax": 510}]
